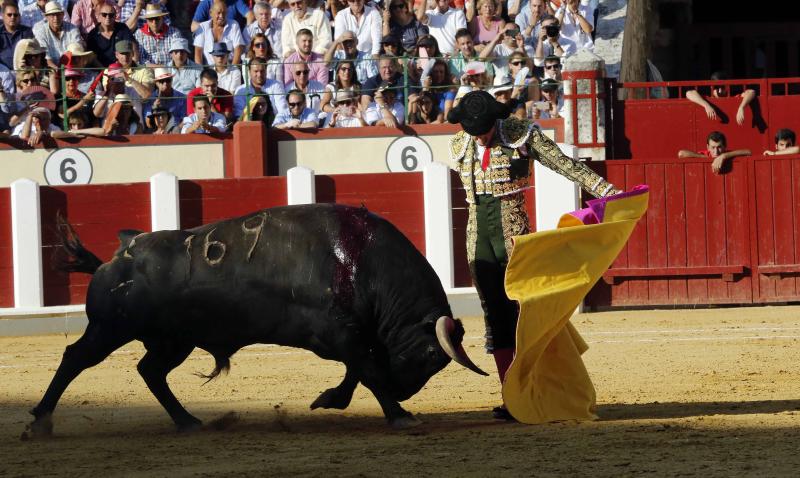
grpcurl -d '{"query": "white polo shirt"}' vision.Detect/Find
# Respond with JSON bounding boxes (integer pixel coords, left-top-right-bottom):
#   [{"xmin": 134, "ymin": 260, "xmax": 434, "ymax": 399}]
[
  {"xmin": 333, "ymin": 6, "xmax": 382, "ymax": 56},
  {"xmin": 423, "ymin": 7, "xmax": 466, "ymax": 56}
]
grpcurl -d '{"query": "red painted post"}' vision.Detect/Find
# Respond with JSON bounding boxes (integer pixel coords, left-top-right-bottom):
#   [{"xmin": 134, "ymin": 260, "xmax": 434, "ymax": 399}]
[{"xmin": 232, "ymin": 121, "xmax": 267, "ymax": 177}]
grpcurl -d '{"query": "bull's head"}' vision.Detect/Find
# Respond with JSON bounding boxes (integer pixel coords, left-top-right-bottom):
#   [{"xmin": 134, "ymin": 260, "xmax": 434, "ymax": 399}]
[{"xmin": 386, "ymin": 315, "xmax": 487, "ymax": 401}]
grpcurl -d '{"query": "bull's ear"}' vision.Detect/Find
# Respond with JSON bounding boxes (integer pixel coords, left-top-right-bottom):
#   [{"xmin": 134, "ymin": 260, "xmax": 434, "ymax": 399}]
[
  {"xmin": 422, "ymin": 315, "xmax": 438, "ymax": 332},
  {"xmin": 118, "ymin": 229, "xmax": 144, "ymax": 249}
]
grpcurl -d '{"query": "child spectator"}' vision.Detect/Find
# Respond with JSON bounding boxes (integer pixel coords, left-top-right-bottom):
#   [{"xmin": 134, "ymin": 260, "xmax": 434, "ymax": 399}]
[
  {"xmin": 678, "ymin": 131, "xmax": 752, "ymax": 174},
  {"xmin": 763, "ymin": 129, "xmax": 799, "ymax": 156}
]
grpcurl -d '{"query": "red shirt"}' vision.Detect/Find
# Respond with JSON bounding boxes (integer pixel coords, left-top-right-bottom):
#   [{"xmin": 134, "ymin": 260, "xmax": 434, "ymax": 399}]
[
  {"xmin": 697, "ymin": 149, "xmax": 714, "ymax": 158},
  {"xmin": 186, "ymin": 87, "xmax": 233, "ymax": 116}
]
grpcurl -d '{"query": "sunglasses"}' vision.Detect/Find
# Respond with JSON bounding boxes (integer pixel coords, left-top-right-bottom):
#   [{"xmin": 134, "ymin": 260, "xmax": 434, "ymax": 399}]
[
  {"xmin": 253, "ymin": 42, "xmax": 266, "ymax": 48},
  {"xmin": 390, "ymin": 4, "xmax": 406, "ymax": 10},
  {"xmin": 510, "ymin": 60, "xmax": 524, "ymax": 66},
  {"xmin": 100, "ymin": 12, "xmax": 115, "ymax": 18},
  {"xmin": 338, "ymin": 100, "xmax": 354, "ymax": 105},
  {"xmin": 545, "ymin": 64, "xmax": 562, "ymax": 70},
  {"xmin": 288, "ymin": 101, "xmax": 304, "ymax": 107},
  {"xmin": 339, "ymin": 66, "xmax": 352, "ymax": 72},
  {"xmin": 6, "ymin": 12, "xmax": 20, "ymax": 17},
  {"xmin": 295, "ymin": 70, "xmax": 309, "ymax": 75},
  {"xmin": 156, "ymin": 78, "xmax": 172, "ymax": 83},
  {"xmin": 20, "ymin": 78, "xmax": 33, "ymax": 84}
]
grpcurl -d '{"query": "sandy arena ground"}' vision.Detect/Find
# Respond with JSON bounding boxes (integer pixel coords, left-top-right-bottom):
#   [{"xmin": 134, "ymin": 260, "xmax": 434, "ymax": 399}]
[{"xmin": 1, "ymin": 305, "xmax": 799, "ymax": 477}]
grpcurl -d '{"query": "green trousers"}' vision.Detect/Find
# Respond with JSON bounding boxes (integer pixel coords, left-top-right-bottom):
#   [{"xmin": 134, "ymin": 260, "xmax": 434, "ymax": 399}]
[{"xmin": 470, "ymin": 195, "xmax": 521, "ymax": 352}]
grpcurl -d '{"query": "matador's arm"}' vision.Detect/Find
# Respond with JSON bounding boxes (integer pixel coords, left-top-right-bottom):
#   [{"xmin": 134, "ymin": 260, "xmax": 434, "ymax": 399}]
[{"xmin": 527, "ymin": 128, "xmax": 620, "ymax": 198}]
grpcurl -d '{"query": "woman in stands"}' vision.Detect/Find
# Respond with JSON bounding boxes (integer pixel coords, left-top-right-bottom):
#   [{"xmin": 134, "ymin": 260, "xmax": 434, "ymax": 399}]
[
  {"xmin": 238, "ymin": 94, "xmax": 275, "ymax": 126},
  {"xmin": 58, "ymin": 68, "xmax": 96, "ymax": 126},
  {"xmin": 194, "ymin": 0, "xmax": 245, "ymax": 66},
  {"xmin": 453, "ymin": 61, "xmax": 491, "ymax": 108},
  {"xmin": 408, "ymin": 90, "xmax": 443, "ymax": 124},
  {"xmin": 106, "ymin": 94, "xmax": 142, "ymax": 135},
  {"xmin": 466, "ymin": 0, "xmax": 503, "ymax": 53},
  {"xmin": 507, "ymin": 51, "xmax": 538, "ymax": 116},
  {"xmin": 320, "ymin": 59, "xmax": 361, "ymax": 116},
  {"xmin": 246, "ymin": 32, "xmax": 283, "ymax": 85},
  {"xmin": 415, "ymin": 58, "xmax": 455, "ymax": 119}
]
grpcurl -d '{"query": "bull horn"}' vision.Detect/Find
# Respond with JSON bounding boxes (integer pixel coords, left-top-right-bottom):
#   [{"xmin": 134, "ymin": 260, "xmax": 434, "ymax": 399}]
[{"xmin": 435, "ymin": 316, "xmax": 489, "ymax": 376}]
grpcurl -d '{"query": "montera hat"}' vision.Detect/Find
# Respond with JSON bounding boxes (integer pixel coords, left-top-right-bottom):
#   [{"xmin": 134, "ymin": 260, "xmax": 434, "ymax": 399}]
[{"xmin": 447, "ymin": 90, "xmax": 511, "ymax": 136}]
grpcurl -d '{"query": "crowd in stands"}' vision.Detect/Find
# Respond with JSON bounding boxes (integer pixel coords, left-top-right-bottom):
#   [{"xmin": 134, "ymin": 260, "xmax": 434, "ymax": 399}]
[{"xmin": 0, "ymin": 0, "xmax": 604, "ymax": 144}]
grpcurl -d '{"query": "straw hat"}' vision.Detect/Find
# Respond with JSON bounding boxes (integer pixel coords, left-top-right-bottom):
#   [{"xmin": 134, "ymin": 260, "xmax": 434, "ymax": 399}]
[
  {"xmin": 141, "ymin": 4, "xmax": 169, "ymax": 19},
  {"xmin": 44, "ymin": 1, "xmax": 64, "ymax": 15},
  {"xmin": 65, "ymin": 43, "xmax": 93, "ymax": 57},
  {"xmin": 113, "ymin": 94, "xmax": 133, "ymax": 103},
  {"xmin": 153, "ymin": 67, "xmax": 174, "ymax": 81}
]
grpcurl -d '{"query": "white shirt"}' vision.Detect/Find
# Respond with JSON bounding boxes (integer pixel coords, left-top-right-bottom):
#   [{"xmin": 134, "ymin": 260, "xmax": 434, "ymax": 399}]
[
  {"xmin": 193, "ymin": 20, "xmax": 245, "ymax": 65},
  {"xmin": 32, "ymin": 20, "xmax": 83, "ymax": 62},
  {"xmin": 215, "ymin": 65, "xmax": 243, "ymax": 93},
  {"xmin": 555, "ymin": 4, "xmax": 594, "ymax": 53},
  {"xmin": 180, "ymin": 111, "xmax": 227, "ymax": 133},
  {"xmin": 364, "ymin": 101, "xmax": 405, "ymax": 125},
  {"xmin": 272, "ymin": 106, "xmax": 318, "ymax": 127},
  {"xmin": 423, "ymin": 8, "xmax": 466, "ymax": 56},
  {"xmin": 491, "ymin": 43, "xmax": 535, "ymax": 80},
  {"xmin": 21, "ymin": 1, "xmax": 71, "ymax": 28},
  {"xmin": 284, "ymin": 79, "xmax": 325, "ymax": 112},
  {"xmin": 280, "ymin": 8, "xmax": 331, "ymax": 56},
  {"xmin": 333, "ymin": 6, "xmax": 382, "ymax": 56},
  {"xmin": 332, "ymin": 50, "xmax": 378, "ymax": 84},
  {"xmin": 12, "ymin": 121, "xmax": 61, "ymax": 136}
]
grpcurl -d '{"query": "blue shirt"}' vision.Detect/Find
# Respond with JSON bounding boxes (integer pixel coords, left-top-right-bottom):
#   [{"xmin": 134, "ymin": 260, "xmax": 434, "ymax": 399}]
[
  {"xmin": 143, "ymin": 90, "xmax": 187, "ymax": 126},
  {"xmin": 0, "ymin": 24, "xmax": 33, "ymax": 69},
  {"xmin": 192, "ymin": 0, "xmax": 251, "ymax": 28},
  {"xmin": 272, "ymin": 107, "xmax": 318, "ymax": 127}
]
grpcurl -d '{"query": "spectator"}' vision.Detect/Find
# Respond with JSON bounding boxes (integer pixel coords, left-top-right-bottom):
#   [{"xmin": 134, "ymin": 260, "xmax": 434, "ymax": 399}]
[
  {"xmin": 143, "ymin": 67, "xmax": 186, "ymax": 126},
  {"xmin": 60, "ymin": 43, "xmax": 97, "ymax": 94},
  {"xmin": 32, "ymin": 1, "xmax": 83, "ymax": 69},
  {"xmin": 191, "ymin": 0, "xmax": 253, "ymax": 33},
  {"xmin": 186, "ymin": 68, "xmax": 233, "ymax": 119},
  {"xmin": 238, "ymin": 93, "xmax": 274, "ymax": 125},
  {"xmin": 106, "ymin": 39, "xmax": 154, "ymax": 98},
  {"xmin": 763, "ymin": 129, "xmax": 799, "ymax": 156},
  {"xmin": 326, "ymin": 89, "xmax": 366, "ymax": 127},
  {"xmin": 272, "ymin": 89, "xmax": 318, "ymax": 129},
  {"xmin": 284, "ymin": 61, "xmax": 325, "ymax": 112},
  {"xmin": 1, "ymin": 1, "xmax": 34, "ymax": 70},
  {"xmin": 232, "ymin": 58, "xmax": 286, "ymax": 117},
  {"xmin": 383, "ymin": 0, "xmax": 428, "ymax": 52},
  {"xmin": 194, "ymin": 0, "xmax": 245, "ymax": 66},
  {"xmin": 507, "ymin": 50, "xmax": 537, "ymax": 111},
  {"xmin": 245, "ymin": 32, "xmax": 284, "ymax": 84},
  {"xmin": 364, "ymin": 81, "xmax": 404, "ymax": 127},
  {"xmin": 554, "ymin": 0, "xmax": 593, "ymax": 53},
  {"xmin": 479, "ymin": 22, "xmax": 534, "ymax": 80},
  {"xmin": 8, "ymin": 68, "xmax": 51, "ymax": 129},
  {"xmin": 449, "ymin": 27, "xmax": 492, "ymax": 81},
  {"xmin": 453, "ymin": 60, "xmax": 490, "ymax": 106},
  {"xmin": 86, "ymin": 2, "xmax": 139, "ymax": 67},
  {"xmin": 415, "ymin": 0, "xmax": 466, "ymax": 56},
  {"xmin": 324, "ymin": 30, "xmax": 377, "ymax": 84},
  {"xmin": 408, "ymin": 90, "xmax": 442, "ymax": 124},
  {"xmin": 360, "ymin": 55, "xmax": 414, "ymax": 109},
  {"xmin": 283, "ymin": 28, "xmax": 327, "ymax": 87},
  {"xmin": 320, "ymin": 58, "xmax": 360, "ymax": 115},
  {"xmin": 94, "ymin": 63, "xmax": 143, "ymax": 119},
  {"xmin": 0, "ymin": 64, "xmax": 14, "ymax": 132},
  {"xmin": 333, "ymin": 0, "xmax": 381, "ymax": 57},
  {"xmin": 167, "ymin": 38, "xmax": 201, "ymax": 94},
  {"xmin": 533, "ymin": 77, "xmax": 562, "ymax": 119},
  {"xmin": 378, "ymin": 32, "xmax": 403, "ymax": 57},
  {"xmin": 678, "ymin": 131, "xmax": 751, "ymax": 174},
  {"xmin": 65, "ymin": 109, "xmax": 105, "ymax": 135},
  {"xmin": 280, "ymin": 0, "xmax": 331, "ymax": 57},
  {"xmin": 243, "ymin": 2, "xmax": 282, "ymax": 58},
  {"xmin": 21, "ymin": 0, "xmax": 70, "ymax": 28},
  {"xmin": 134, "ymin": 4, "xmax": 182, "ymax": 66},
  {"xmin": 105, "ymin": 93, "xmax": 142, "ymax": 134},
  {"xmin": 533, "ymin": 16, "xmax": 566, "ymax": 64},
  {"xmin": 59, "ymin": 67, "xmax": 96, "ymax": 124},
  {"xmin": 71, "ymin": 0, "xmax": 120, "ymax": 36},
  {"xmin": 417, "ymin": 58, "xmax": 454, "ymax": 118},
  {"xmin": 489, "ymin": 73, "xmax": 525, "ymax": 119},
  {"xmin": 686, "ymin": 71, "xmax": 757, "ymax": 126},
  {"xmin": 514, "ymin": 0, "xmax": 547, "ymax": 49},
  {"xmin": 208, "ymin": 42, "xmax": 242, "ymax": 92},
  {"xmin": 145, "ymin": 105, "xmax": 179, "ymax": 133},
  {"xmin": 541, "ymin": 54, "xmax": 562, "ymax": 81},
  {"xmin": 181, "ymin": 94, "xmax": 227, "ymax": 133},
  {"xmin": 466, "ymin": 0, "xmax": 502, "ymax": 52},
  {"xmin": 12, "ymin": 106, "xmax": 64, "ymax": 145}
]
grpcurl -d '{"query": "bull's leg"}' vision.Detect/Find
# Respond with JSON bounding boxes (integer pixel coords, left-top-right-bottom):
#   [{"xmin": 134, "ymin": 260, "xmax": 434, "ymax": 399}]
[
  {"xmin": 29, "ymin": 324, "xmax": 132, "ymax": 437},
  {"xmin": 310, "ymin": 368, "xmax": 358, "ymax": 410},
  {"xmin": 137, "ymin": 341, "xmax": 200, "ymax": 431},
  {"xmin": 356, "ymin": 365, "xmax": 421, "ymax": 429}
]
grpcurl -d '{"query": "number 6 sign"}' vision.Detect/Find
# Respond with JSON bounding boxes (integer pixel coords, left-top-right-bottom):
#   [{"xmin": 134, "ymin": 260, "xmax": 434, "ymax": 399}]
[
  {"xmin": 385, "ymin": 136, "xmax": 433, "ymax": 173},
  {"xmin": 43, "ymin": 148, "xmax": 93, "ymax": 185}
]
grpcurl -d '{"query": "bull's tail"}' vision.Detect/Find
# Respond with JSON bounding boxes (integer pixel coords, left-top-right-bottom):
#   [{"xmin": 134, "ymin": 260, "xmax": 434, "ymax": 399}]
[
  {"xmin": 54, "ymin": 212, "xmax": 103, "ymax": 275},
  {"xmin": 195, "ymin": 353, "xmax": 231, "ymax": 384}
]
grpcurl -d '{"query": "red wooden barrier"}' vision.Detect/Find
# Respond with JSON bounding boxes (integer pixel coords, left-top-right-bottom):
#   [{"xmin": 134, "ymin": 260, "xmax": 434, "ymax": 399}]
[
  {"xmin": 39, "ymin": 183, "xmax": 151, "ymax": 306},
  {"xmin": 179, "ymin": 177, "xmax": 288, "ymax": 229},
  {"xmin": 0, "ymin": 188, "xmax": 12, "ymax": 307}
]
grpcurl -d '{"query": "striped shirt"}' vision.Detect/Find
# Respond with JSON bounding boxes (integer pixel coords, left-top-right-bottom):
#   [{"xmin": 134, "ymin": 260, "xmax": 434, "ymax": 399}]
[{"xmin": 134, "ymin": 24, "xmax": 183, "ymax": 65}]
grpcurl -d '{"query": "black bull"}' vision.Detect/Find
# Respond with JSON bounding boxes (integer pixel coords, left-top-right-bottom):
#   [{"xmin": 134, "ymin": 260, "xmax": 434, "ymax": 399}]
[{"xmin": 29, "ymin": 204, "xmax": 486, "ymax": 434}]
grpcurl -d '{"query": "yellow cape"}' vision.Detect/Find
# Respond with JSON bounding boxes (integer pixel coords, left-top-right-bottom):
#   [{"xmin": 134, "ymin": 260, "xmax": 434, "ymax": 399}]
[{"xmin": 502, "ymin": 187, "xmax": 649, "ymax": 424}]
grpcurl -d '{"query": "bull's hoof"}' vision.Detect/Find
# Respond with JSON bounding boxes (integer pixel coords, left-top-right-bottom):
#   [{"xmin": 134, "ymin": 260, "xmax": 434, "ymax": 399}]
[
  {"xmin": 21, "ymin": 414, "xmax": 54, "ymax": 440},
  {"xmin": 310, "ymin": 388, "xmax": 352, "ymax": 410},
  {"xmin": 390, "ymin": 415, "xmax": 422, "ymax": 430},
  {"xmin": 176, "ymin": 417, "xmax": 203, "ymax": 433}
]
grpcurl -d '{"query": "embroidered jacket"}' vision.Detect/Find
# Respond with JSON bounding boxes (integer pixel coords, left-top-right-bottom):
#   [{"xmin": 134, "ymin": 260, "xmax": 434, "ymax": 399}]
[{"xmin": 449, "ymin": 117, "xmax": 617, "ymax": 203}]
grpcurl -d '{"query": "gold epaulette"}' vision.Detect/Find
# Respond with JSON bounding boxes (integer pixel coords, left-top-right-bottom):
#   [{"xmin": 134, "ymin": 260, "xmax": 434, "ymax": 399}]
[
  {"xmin": 498, "ymin": 117, "xmax": 536, "ymax": 149},
  {"xmin": 449, "ymin": 130, "xmax": 471, "ymax": 163}
]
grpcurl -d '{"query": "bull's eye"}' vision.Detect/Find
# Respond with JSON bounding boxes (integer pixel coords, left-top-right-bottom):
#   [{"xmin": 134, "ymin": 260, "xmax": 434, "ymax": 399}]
[{"xmin": 426, "ymin": 346, "xmax": 439, "ymax": 359}]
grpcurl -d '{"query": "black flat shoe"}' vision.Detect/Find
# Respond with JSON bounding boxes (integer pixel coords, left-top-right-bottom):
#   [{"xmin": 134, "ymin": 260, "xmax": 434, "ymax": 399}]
[{"xmin": 492, "ymin": 405, "xmax": 514, "ymax": 421}]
